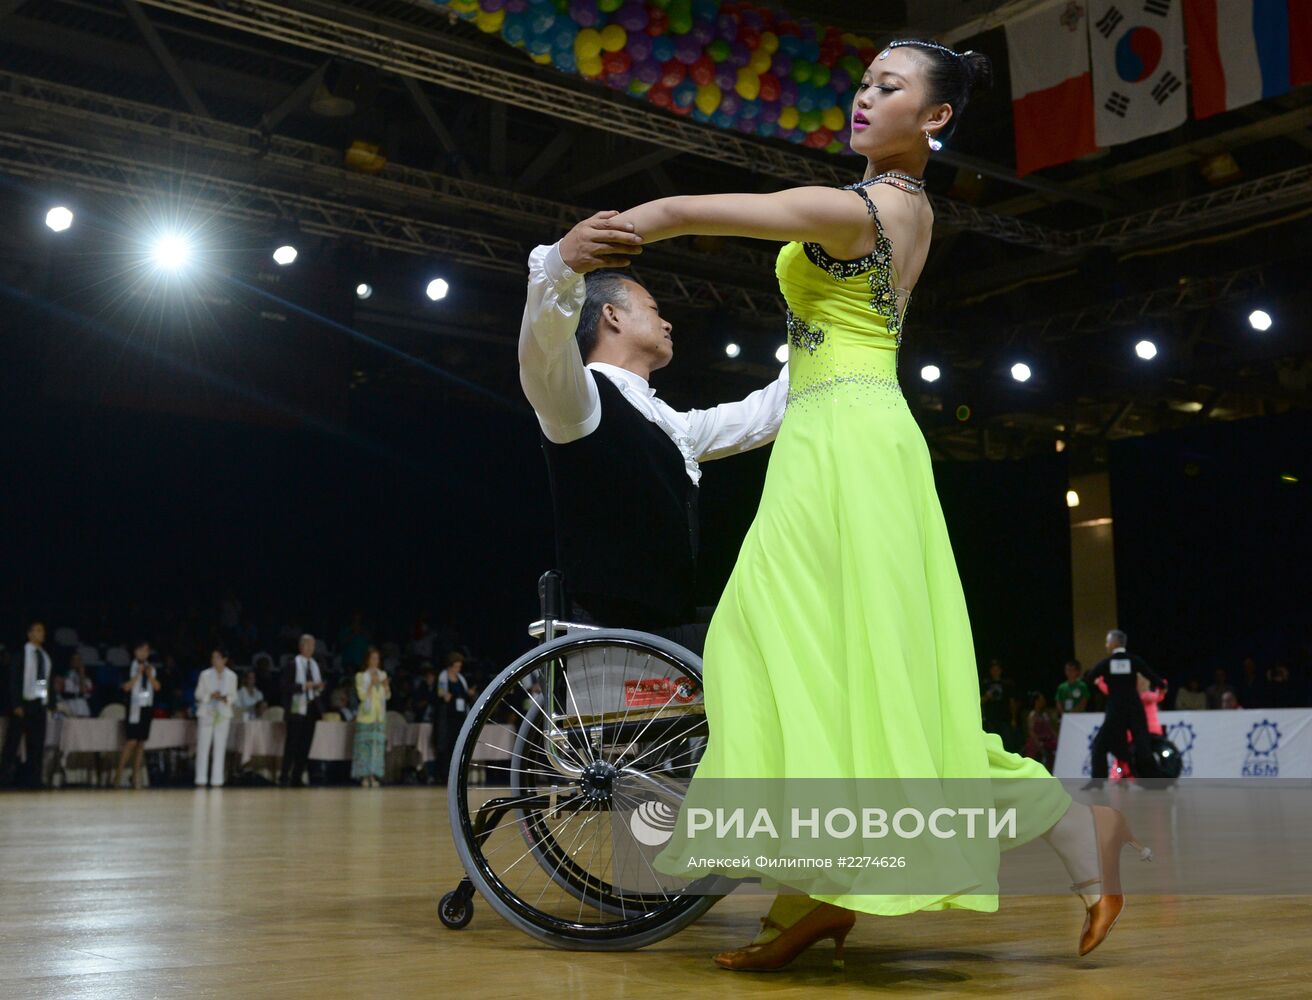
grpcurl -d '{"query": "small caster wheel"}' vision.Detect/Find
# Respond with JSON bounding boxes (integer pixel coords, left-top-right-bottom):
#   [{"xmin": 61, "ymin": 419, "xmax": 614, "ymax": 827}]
[{"xmin": 439, "ymin": 890, "xmax": 474, "ymax": 929}]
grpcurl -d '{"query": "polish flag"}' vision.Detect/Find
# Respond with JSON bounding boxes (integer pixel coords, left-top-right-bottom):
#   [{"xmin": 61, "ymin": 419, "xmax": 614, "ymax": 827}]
[
  {"xmin": 1185, "ymin": 0, "xmax": 1312, "ymax": 119},
  {"xmin": 1006, "ymin": 1, "xmax": 1098, "ymax": 176}
]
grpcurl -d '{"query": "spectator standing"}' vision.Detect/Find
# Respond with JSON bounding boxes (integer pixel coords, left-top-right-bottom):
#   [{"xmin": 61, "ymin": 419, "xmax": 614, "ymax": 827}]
[
  {"xmin": 1205, "ymin": 668, "xmax": 1236, "ymax": 710},
  {"xmin": 114, "ymin": 642, "xmax": 160, "ymax": 789},
  {"xmin": 1235, "ymin": 656, "xmax": 1266, "ymax": 709},
  {"xmin": 1054, "ymin": 660, "xmax": 1089, "ymax": 715},
  {"xmin": 433, "ymin": 652, "xmax": 478, "ymax": 785},
  {"xmin": 979, "ymin": 658, "xmax": 1015, "ymax": 737},
  {"xmin": 352, "ymin": 646, "xmax": 390, "ymax": 788},
  {"xmin": 279, "ymin": 634, "xmax": 324, "ymax": 787},
  {"xmin": 194, "ymin": 648, "xmax": 238, "ymax": 787},
  {"xmin": 1022, "ymin": 691, "xmax": 1059, "ymax": 772},
  {"xmin": 2, "ymin": 621, "xmax": 53, "ymax": 788}
]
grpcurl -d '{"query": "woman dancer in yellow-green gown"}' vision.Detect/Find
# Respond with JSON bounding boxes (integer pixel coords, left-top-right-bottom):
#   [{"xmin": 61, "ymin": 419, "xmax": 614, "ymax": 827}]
[{"xmin": 608, "ymin": 39, "xmax": 1153, "ymax": 972}]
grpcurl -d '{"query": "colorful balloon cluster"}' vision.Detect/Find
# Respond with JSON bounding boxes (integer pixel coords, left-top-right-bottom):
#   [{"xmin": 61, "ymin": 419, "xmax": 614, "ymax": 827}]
[{"xmin": 432, "ymin": 0, "xmax": 886, "ymax": 154}]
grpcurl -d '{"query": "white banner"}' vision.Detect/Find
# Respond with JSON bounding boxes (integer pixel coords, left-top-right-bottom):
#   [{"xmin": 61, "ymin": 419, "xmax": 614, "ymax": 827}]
[
  {"xmin": 1054, "ymin": 708, "xmax": 1312, "ymax": 780},
  {"xmin": 1088, "ymin": 0, "xmax": 1188, "ymax": 146}
]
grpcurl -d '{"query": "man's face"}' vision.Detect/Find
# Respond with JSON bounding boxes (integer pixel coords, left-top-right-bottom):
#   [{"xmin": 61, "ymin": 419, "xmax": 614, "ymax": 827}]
[
  {"xmin": 609, "ymin": 280, "xmax": 674, "ymax": 368},
  {"xmin": 299, "ymin": 637, "xmax": 315, "ymax": 658},
  {"xmin": 28, "ymin": 623, "xmax": 45, "ymax": 645},
  {"xmin": 1065, "ymin": 664, "xmax": 1079, "ymax": 682},
  {"xmin": 135, "ymin": 644, "xmax": 151, "ymax": 663}
]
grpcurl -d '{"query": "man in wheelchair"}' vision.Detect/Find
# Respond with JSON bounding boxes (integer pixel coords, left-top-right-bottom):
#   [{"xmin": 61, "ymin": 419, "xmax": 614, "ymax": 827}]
[{"xmin": 519, "ymin": 211, "xmax": 789, "ymax": 652}]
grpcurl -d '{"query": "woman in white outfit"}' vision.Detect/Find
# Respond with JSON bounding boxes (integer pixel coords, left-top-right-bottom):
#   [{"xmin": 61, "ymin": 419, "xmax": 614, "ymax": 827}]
[{"xmin": 194, "ymin": 648, "xmax": 238, "ymax": 787}]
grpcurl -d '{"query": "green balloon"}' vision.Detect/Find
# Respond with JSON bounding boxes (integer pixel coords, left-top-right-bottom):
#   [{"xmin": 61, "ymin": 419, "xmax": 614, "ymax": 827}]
[
  {"xmin": 598, "ymin": 0, "xmax": 623, "ymax": 11},
  {"xmin": 790, "ymin": 60, "xmax": 812, "ymax": 83},
  {"xmin": 799, "ymin": 109, "xmax": 822, "ymax": 131},
  {"xmin": 708, "ymin": 39, "xmax": 730, "ymax": 62},
  {"xmin": 810, "ymin": 65, "xmax": 830, "ymax": 87},
  {"xmin": 841, "ymin": 55, "xmax": 865, "ymax": 77}
]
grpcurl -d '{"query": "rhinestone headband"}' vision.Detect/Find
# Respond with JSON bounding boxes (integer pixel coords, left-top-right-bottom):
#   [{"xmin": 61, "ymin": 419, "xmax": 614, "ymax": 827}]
[{"xmin": 879, "ymin": 40, "xmax": 975, "ymax": 61}]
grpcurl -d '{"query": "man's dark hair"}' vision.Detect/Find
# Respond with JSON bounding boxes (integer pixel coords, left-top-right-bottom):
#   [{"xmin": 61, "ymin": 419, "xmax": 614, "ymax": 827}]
[{"xmin": 576, "ymin": 270, "xmax": 638, "ymax": 362}]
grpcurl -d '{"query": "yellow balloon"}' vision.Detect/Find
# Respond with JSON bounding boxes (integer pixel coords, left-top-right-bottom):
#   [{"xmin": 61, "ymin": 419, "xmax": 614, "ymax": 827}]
[
  {"xmin": 450, "ymin": 0, "xmax": 478, "ymax": 12},
  {"xmin": 822, "ymin": 105, "xmax": 846, "ymax": 131},
  {"xmin": 695, "ymin": 83, "xmax": 722, "ymax": 116},
  {"xmin": 779, "ymin": 106, "xmax": 799, "ymax": 129},
  {"xmin": 575, "ymin": 27, "xmax": 603, "ymax": 59},
  {"xmin": 734, "ymin": 68, "xmax": 760, "ymax": 101},
  {"xmin": 599, "ymin": 24, "xmax": 628, "ymax": 53},
  {"xmin": 749, "ymin": 49, "xmax": 772, "ymax": 74},
  {"xmin": 760, "ymin": 31, "xmax": 779, "ymax": 55},
  {"xmin": 531, "ymin": 51, "xmax": 553, "ymax": 65},
  {"xmin": 578, "ymin": 54, "xmax": 605, "ymax": 77},
  {"xmin": 473, "ymin": 8, "xmax": 504, "ymax": 33}
]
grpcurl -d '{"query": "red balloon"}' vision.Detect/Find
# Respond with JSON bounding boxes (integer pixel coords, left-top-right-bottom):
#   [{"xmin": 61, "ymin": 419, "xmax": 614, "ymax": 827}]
[
  {"xmin": 721, "ymin": 1, "xmax": 741, "ymax": 13},
  {"xmin": 818, "ymin": 44, "xmax": 840, "ymax": 67},
  {"xmin": 757, "ymin": 6, "xmax": 774, "ymax": 29},
  {"xmin": 858, "ymin": 47, "xmax": 877, "ymax": 64},
  {"xmin": 690, "ymin": 53, "xmax": 715, "ymax": 86},
  {"xmin": 758, "ymin": 72, "xmax": 780, "ymax": 101},
  {"xmin": 660, "ymin": 58, "xmax": 686, "ymax": 88},
  {"xmin": 648, "ymin": 85, "xmax": 673, "ymax": 108},
  {"xmin": 645, "ymin": 7, "xmax": 668, "ymax": 36},
  {"xmin": 777, "ymin": 21, "xmax": 802, "ymax": 38},
  {"xmin": 738, "ymin": 25, "xmax": 760, "ymax": 48},
  {"xmin": 603, "ymin": 50, "xmax": 632, "ymax": 75},
  {"xmin": 803, "ymin": 127, "xmax": 833, "ymax": 148},
  {"xmin": 670, "ymin": 101, "xmax": 693, "ymax": 116}
]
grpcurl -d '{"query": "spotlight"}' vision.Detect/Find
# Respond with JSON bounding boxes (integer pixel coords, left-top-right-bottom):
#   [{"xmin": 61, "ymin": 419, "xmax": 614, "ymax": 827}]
[
  {"xmin": 774, "ymin": 344, "xmax": 788, "ymax": 363},
  {"xmin": 725, "ymin": 342, "xmax": 741, "ymax": 358},
  {"xmin": 1066, "ymin": 490, "xmax": 1080, "ymax": 508},
  {"xmin": 45, "ymin": 206, "xmax": 74, "ymax": 232},
  {"xmin": 1248, "ymin": 309, "xmax": 1272, "ymax": 331},
  {"xmin": 426, "ymin": 277, "xmax": 450, "ymax": 301},
  {"xmin": 151, "ymin": 233, "xmax": 192, "ymax": 271},
  {"xmin": 355, "ymin": 282, "xmax": 373, "ymax": 300},
  {"xmin": 272, "ymin": 244, "xmax": 298, "ymax": 266},
  {"xmin": 920, "ymin": 364, "xmax": 941, "ymax": 383},
  {"xmin": 1010, "ymin": 362, "xmax": 1032, "ymax": 382},
  {"xmin": 1135, "ymin": 339, "xmax": 1157, "ymax": 360}
]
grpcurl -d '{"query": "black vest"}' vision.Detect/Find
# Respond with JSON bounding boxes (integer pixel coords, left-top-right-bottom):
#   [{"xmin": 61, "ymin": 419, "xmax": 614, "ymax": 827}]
[{"xmin": 540, "ymin": 371, "xmax": 699, "ymax": 628}]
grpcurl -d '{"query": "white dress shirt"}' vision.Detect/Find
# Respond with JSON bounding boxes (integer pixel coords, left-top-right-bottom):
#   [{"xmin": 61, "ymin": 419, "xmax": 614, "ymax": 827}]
[
  {"xmin": 22, "ymin": 643, "xmax": 51, "ymax": 702},
  {"xmin": 127, "ymin": 660, "xmax": 154, "ymax": 724},
  {"xmin": 518, "ymin": 242, "xmax": 790, "ymax": 486},
  {"xmin": 292, "ymin": 656, "xmax": 321, "ymax": 717},
  {"xmin": 195, "ymin": 667, "xmax": 239, "ymax": 724}
]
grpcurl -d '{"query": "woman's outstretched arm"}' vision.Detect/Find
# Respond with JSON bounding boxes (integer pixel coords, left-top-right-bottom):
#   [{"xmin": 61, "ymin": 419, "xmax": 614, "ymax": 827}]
[{"xmin": 610, "ymin": 186, "xmax": 872, "ymax": 250}]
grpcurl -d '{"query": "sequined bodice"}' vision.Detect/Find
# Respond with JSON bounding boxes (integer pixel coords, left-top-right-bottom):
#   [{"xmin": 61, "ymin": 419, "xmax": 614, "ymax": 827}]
[{"xmin": 775, "ymin": 177, "xmax": 914, "ymax": 412}]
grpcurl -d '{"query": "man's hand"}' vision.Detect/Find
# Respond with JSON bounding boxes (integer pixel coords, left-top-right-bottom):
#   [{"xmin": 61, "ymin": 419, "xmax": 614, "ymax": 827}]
[{"xmin": 559, "ymin": 211, "xmax": 644, "ymax": 274}]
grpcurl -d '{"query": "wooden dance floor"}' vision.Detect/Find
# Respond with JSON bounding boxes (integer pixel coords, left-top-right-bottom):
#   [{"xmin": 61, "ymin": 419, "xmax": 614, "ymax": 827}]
[{"xmin": 0, "ymin": 788, "xmax": 1305, "ymax": 999}]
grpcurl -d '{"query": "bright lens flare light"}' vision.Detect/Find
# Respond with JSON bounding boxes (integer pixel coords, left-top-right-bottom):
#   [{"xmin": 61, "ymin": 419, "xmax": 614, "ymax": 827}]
[
  {"xmin": 775, "ymin": 344, "xmax": 788, "ymax": 363},
  {"xmin": 1248, "ymin": 309, "xmax": 1272, "ymax": 332},
  {"xmin": 272, "ymin": 244, "xmax": 298, "ymax": 266},
  {"xmin": 1135, "ymin": 339, "xmax": 1157, "ymax": 360},
  {"xmin": 426, "ymin": 277, "xmax": 450, "ymax": 301},
  {"xmin": 725, "ymin": 342, "xmax": 741, "ymax": 358},
  {"xmin": 920, "ymin": 364, "xmax": 941, "ymax": 382},
  {"xmin": 1010, "ymin": 362, "xmax": 1032, "ymax": 382},
  {"xmin": 355, "ymin": 283, "xmax": 373, "ymax": 300},
  {"xmin": 1066, "ymin": 490, "xmax": 1080, "ymax": 508},
  {"xmin": 45, "ymin": 206, "xmax": 74, "ymax": 232},
  {"xmin": 151, "ymin": 233, "xmax": 192, "ymax": 271}
]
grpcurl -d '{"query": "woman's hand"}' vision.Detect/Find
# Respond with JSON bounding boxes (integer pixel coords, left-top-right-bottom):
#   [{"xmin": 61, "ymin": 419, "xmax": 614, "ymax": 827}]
[{"xmin": 559, "ymin": 210, "xmax": 644, "ymax": 273}]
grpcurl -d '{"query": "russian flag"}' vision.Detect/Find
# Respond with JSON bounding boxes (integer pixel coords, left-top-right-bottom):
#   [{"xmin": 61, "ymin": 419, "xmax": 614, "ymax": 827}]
[{"xmin": 1185, "ymin": 0, "xmax": 1312, "ymax": 119}]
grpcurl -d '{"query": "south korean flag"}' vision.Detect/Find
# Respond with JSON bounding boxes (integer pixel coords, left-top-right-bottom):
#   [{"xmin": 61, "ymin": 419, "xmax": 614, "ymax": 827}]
[{"xmin": 1088, "ymin": 0, "xmax": 1187, "ymax": 148}]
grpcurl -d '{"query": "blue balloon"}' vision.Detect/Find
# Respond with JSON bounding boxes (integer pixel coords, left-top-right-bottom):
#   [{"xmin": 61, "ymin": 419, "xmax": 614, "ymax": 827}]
[
  {"xmin": 712, "ymin": 109, "xmax": 735, "ymax": 128},
  {"xmin": 756, "ymin": 120, "xmax": 778, "ymax": 137},
  {"xmin": 692, "ymin": 106, "xmax": 712, "ymax": 123},
  {"xmin": 816, "ymin": 88, "xmax": 837, "ymax": 110},
  {"xmin": 673, "ymin": 79, "xmax": 698, "ymax": 107},
  {"xmin": 502, "ymin": 12, "xmax": 529, "ymax": 45},
  {"xmin": 739, "ymin": 97, "xmax": 762, "ymax": 119},
  {"xmin": 652, "ymin": 35, "xmax": 676, "ymax": 62},
  {"xmin": 779, "ymin": 35, "xmax": 801, "ymax": 56},
  {"xmin": 527, "ymin": 35, "xmax": 552, "ymax": 55},
  {"xmin": 552, "ymin": 49, "xmax": 577, "ymax": 72}
]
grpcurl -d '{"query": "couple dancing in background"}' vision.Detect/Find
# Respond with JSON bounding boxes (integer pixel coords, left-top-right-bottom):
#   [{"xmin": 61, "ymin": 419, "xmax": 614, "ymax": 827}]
[{"xmin": 521, "ymin": 39, "xmax": 1153, "ymax": 973}]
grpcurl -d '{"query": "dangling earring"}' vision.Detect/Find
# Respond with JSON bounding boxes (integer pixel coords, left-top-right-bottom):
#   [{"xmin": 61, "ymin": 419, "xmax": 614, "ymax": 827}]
[{"xmin": 924, "ymin": 129, "xmax": 943, "ymax": 152}]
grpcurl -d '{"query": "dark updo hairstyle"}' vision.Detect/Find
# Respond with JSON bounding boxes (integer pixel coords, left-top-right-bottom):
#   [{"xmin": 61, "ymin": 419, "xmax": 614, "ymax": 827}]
[{"xmin": 891, "ymin": 40, "xmax": 994, "ymax": 146}]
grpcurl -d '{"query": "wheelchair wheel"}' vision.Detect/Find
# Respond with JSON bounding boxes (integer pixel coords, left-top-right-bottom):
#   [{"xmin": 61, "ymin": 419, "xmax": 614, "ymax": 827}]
[{"xmin": 448, "ymin": 629, "xmax": 721, "ymax": 950}]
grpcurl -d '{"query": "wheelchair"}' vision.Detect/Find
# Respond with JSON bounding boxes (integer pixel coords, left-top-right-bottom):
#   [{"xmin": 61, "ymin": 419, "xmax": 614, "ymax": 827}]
[{"xmin": 439, "ymin": 572, "xmax": 724, "ymax": 949}]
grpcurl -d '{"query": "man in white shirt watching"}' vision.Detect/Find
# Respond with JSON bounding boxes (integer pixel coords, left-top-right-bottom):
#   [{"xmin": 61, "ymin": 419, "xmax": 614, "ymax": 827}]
[
  {"xmin": 519, "ymin": 212, "xmax": 789, "ymax": 649},
  {"xmin": 2, "ymin": 620, "xmax": 52, "ymax": 788},
  {"xmin": 278, "ymin": 635, "xmax": 324, "ymax": 787}
]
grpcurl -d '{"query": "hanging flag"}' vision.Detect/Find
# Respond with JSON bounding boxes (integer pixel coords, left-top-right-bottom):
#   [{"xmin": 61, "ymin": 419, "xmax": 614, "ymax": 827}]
[
  {"xmin": 1088, "ymin": 0, "xmax": 1188, "ymax": 146},
  {"xmin": 1006, "ymin": 0, "xmax": 1098, "ymax": 176},
  {"xmin": 1185, "ymin": 1, "xmax": 1312, "ymax": 118}
]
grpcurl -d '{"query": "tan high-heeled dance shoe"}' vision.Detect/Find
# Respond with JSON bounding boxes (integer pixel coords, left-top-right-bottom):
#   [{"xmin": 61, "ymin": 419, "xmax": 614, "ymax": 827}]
[
  {"xmin": 1073, "ymin": 803, "xmax": 1154, "ymax": 956},
  {"xmin": 713, "ymin": 902, "xmax": 856, "ymax": 972}
]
